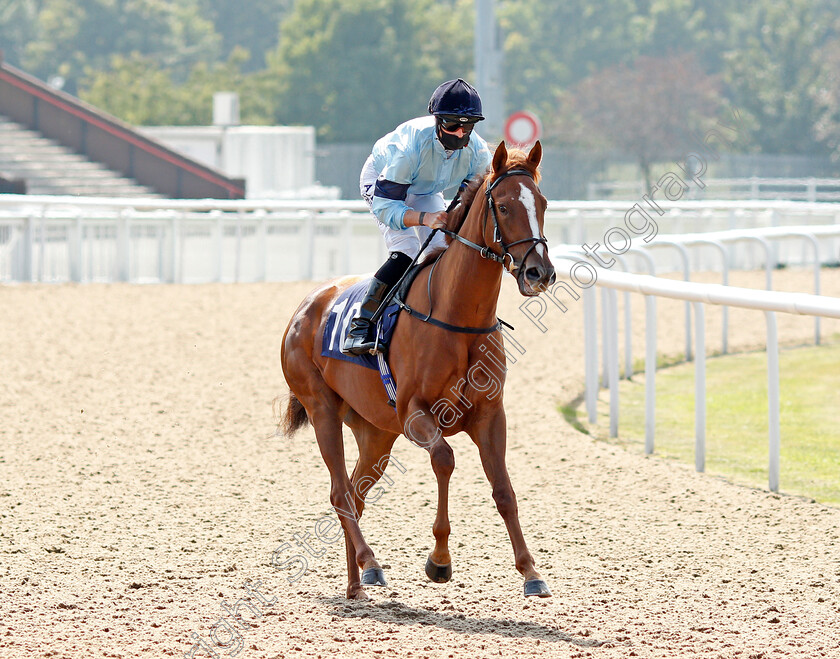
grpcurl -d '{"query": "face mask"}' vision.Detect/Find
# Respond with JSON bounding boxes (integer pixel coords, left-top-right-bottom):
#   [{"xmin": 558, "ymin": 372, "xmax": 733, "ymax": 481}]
[{"xmin": 437, "ymin": 124, "xmax": 471, "ymax": 150}]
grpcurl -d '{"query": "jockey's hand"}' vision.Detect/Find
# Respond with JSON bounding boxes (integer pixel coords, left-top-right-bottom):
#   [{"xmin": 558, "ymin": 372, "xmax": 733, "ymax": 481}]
[{"xmin": 412, "ymin": 210, "xmax": 448, "ymax": 231}]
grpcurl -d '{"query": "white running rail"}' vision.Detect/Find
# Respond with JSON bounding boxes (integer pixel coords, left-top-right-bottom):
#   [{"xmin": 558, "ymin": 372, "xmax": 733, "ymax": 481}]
[
  {"xmin": 588, "ymin": 176, "xmax": 840, "ymax": 202},
  {"xmin": 549, "ymin": 253, "xmax": 840, "ymax": 494},
  {"xmin": 561, "ymin": 225, "xmax": 840, "ymax": 383},
  {"xmin": 2, "ymin": 195, "xmax": 840, "ymax": 283}
]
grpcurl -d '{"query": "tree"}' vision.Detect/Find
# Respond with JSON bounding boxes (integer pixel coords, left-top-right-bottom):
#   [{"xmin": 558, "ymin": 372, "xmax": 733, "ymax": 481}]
[
  {"xmin": 193, "ymin": 0, "xmax": 293, "ymax": 71},
  {"xmin": 812, "ymin": 35, "xmax": 840, "ymax": 160},
  {"xmin": 497, "ymin": 0, "xmax": 646, "ymax": 118},
  {"xmin": 267, "ymin": 0, "xmax": 472, "ymax": 143},
  {"xmin": 638, "ymin": 0, "xmax": 734, "ymax": 72},
  {"xmin": 79, "ymin": 48, "xmax": 274, "ymax": 126},
  {"xmin": 0, "ymin": 0, "xmax": 42, "ymax": 68},
  {"xmin": 22, "ymin": 0, "xmax": 221, "ymax": 94},
  {"xmin": 722, "ymin": 0, "xmax": 840, "ymax": 154},
  {"xmin": 563, "ymin": 53, "xmax": 724, "ymax": 191}
]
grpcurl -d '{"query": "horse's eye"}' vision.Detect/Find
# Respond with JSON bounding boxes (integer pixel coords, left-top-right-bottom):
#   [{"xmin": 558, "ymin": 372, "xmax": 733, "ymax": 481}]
[{"xmin": 498, "ymin": 204, "xmax": 508, "ymax": 215}]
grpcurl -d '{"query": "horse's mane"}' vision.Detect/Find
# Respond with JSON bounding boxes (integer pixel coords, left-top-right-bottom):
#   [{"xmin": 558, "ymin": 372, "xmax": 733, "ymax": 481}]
[{"xmin": 447, "ymin": 146, "xmax": 541, "ymax": 236}]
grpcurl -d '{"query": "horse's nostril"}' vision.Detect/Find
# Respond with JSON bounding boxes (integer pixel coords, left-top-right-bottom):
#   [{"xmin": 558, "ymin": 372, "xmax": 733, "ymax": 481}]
[{"xmin": 525, "ymin": 266, "xmax": 542, "ymax": 282}]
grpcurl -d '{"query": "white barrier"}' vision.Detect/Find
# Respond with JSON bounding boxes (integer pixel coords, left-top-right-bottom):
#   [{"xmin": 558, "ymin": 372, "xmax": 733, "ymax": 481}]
[
  {"xmin": 549, "ymin": 252, "xmax": 840, "ymax": 493},
  {"xmin": 1, "ymin": 195, "xmax": 840, "ymax": 283},
  {"xmin": 0, "ymin": 196, "xmax": 384, "ymax": 283},
  {"xmin": 557, "ymin": 224, "xmax": 840, "ymax": 386},
  {"xmin": 588, "ymin": 176, "xmax": 840, "ymax": 202}
]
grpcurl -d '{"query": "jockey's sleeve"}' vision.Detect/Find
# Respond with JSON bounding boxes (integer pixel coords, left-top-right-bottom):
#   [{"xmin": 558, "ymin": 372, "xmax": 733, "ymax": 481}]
[
  {"xmin": 470, "ymin": 143, "xmax": 493, "ymax": 179},
  {"xmin": 371, "ymin": 145, "xmax": 417, "ymax": 229},
  {"xmin": 371, "ymin": 179, "xmax": 411, "ymax": 229}
]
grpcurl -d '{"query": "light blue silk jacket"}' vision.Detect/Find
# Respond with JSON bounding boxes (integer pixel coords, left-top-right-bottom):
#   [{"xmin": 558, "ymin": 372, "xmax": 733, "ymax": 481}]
[{"xmin": 369, "ymin": 116, "xmax": 492, "ymax": 230}]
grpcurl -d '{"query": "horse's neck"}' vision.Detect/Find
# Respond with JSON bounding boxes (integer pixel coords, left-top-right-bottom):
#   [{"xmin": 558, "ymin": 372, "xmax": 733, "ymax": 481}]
[{"xmin": 431, "ymin": 190, "xmax": 502, "ymax": 327}]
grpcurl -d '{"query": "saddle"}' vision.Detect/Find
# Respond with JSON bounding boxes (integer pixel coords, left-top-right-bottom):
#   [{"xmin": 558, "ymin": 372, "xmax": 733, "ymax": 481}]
[{"xmin": 320, "ymin": 258, "xmax": 436, "ymax": 370}]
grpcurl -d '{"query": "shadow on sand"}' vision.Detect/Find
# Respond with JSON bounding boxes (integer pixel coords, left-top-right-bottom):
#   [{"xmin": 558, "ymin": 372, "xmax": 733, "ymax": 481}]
[{"xmin": 317, "ymin": 596, "xmax": 609, "ymax": 648}]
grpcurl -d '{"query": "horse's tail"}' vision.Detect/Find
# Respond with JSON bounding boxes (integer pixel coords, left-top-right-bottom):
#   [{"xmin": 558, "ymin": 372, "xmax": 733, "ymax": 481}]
[{"xmin": 276, "ymin": 391, "xmax": 310, "ymax": 437}]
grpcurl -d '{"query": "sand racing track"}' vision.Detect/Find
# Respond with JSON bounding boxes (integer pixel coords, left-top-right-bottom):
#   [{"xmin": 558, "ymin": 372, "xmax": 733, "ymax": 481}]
[{"xmin": 1, "ymin": 268, "xmax": 840, "ymax": 658}]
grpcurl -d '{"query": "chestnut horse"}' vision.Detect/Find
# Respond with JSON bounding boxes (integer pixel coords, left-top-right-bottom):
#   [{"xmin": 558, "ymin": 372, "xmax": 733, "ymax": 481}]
[{"xmin": 280, "ymin": 141, "xmax": 555, "ymax": 600}]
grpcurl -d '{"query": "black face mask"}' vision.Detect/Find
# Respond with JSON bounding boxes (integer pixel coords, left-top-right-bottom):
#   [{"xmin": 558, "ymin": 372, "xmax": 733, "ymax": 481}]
[{"xmin": 437, "ymin": 125, "xmax": 470, "ymax": 150}]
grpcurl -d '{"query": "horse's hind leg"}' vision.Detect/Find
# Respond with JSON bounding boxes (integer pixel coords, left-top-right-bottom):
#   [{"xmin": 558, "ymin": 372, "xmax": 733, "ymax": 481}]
[
  {"xmin": 303, "ymin": 395, "xmax": 385, "ymax": 597},
  {"xmin": 344, "ymin": 411, "xmax": 398, "ymax": 599}
]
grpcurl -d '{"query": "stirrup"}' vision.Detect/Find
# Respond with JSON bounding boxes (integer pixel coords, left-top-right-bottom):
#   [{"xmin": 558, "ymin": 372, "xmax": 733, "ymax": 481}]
[
  {"xmin": 340, "ymin": 277, "xmax": 391, "ymax": 356},
  {"xmin": 341, "ymin": 320, "xmax": 386, "ymax": 356}
]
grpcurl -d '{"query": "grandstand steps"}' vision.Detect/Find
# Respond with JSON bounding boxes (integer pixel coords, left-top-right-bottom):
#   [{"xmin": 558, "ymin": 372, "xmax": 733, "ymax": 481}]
[{"xmin": 0, "ymin": 115, "xmax": 159, "ymax": 197}]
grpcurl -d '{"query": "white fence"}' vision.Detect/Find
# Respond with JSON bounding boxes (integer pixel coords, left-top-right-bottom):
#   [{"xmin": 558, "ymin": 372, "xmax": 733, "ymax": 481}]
[
  {"xmin": 588, "ymin": 177, "xmax": 840, "ymax": 202},
  {"xmin": 0, "ymin": 196, "xmax": 384, "ymax": 283},
  {"xmin": 2, "ymin": 195, "xmax": 840, "ymax": 284},
  {"xmin": 549, "ymin": 249, "xmax": 840, "ymax": 494},
  {"xmin": 557, "ymin": 225, "xmax": 840, "ymax": 382}
]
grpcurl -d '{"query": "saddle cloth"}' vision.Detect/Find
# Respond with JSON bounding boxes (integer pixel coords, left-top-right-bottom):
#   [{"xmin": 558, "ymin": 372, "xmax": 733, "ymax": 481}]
[{"xmin": 321, "ymin": 278, "xmax": 401, "ymax": 370}]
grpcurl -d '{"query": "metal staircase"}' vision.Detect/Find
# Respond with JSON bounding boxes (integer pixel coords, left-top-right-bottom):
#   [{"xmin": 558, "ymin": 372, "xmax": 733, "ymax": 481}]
[{"xmin": 0, "ymin": 114, "xmax": 159, "ymax": 197}]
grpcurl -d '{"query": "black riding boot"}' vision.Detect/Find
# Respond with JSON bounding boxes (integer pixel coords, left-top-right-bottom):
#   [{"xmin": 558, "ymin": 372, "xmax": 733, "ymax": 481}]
[
  {"xmin": 341, "ymin": 277, "xmax": 391, "ymax": 356},
  {"xmin": 341, "ymin": 251, "xmax": 413, "ymax": 356}
]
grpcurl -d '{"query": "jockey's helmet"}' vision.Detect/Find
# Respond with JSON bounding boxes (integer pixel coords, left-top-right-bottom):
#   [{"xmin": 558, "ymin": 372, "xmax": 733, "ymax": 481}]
[
  {"xmin": 428, "ymin": 79, "xmax": 484, "ymax": 149},
  {"xmin": 427, "ymin": 79, "xmax": 484, "ymax": 121}
]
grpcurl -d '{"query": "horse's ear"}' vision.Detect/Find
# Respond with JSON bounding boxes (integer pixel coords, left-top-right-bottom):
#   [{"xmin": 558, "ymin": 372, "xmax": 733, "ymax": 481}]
[
  {"xmin": 492, "ymin": 141, "xmax": 508, "ymax": 173},
  {"xmin": 527, "ymin": 140, "xmax": 542, "ymax": 168}
]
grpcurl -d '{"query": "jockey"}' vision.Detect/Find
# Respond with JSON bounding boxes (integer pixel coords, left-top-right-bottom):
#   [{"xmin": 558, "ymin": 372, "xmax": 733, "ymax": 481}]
[{"xmin": 342, "ymin": 78, "xmax": 493, "ymax": 356}]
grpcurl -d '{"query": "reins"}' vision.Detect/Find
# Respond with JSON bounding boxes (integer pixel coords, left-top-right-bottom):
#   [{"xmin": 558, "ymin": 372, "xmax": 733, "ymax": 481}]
[
  {"xmin": 393, "ymin": 252, "xmax": 512, "ymax": 334},
  {"xmin": 371, "ymin": 167, "xmax": 544, "ymax": 336}
]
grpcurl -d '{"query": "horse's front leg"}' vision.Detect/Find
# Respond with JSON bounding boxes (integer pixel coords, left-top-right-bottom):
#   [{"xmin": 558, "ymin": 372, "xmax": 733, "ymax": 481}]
[
  {"xmin": 402, "ymin": 401, "xmax": 455, "ymax": 583},
  {"xmin": 468, "ymin": 407, "xmax": 552, "ymax": 598},
  {"xmin": 426, "ymin": 439, "xmax": 455, "ymax": 582}
]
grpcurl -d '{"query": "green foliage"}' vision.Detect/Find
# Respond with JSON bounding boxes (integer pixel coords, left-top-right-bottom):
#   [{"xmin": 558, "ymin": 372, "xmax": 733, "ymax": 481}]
[
  {"xmin": 22, "ymin": 0, "xmax": 221, "ymax": 94},
  {"xmin": 192, "ymin": 0, "xmax": 293, "ymax": 71},
  {"xmin": 80, "ymin": 48, "xmax": 274, "ymax": 126},
  {"xmin": 722, "ymin": 0, "xmax": 840, "ymax": 154},
  {"xmin": 0, "ymin": 0, "xmax": 41, "ymax": 67},
  {"xmin": 8, "ymin": 0, "xmax": 840, "ymax": 160},
  {"xmin": 813, "ymin": 39, "xmax": 840, "ymax": 160},
  {"xmin": 267, "ymin": 0, "xmax": 472, "ymax": 143},
  {"xmin": 562, "ymin": 53, "xmax": 724, "ymax": 189},
  {"xmin": 498, "ymin": 0, "xmax": 646, "ymax": 118}
]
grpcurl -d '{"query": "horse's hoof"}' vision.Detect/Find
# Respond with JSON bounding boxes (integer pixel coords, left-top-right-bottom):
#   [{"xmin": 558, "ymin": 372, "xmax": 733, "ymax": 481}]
[
  {"xmin": 360, "ymin": 567, "xmax": 387, "ymax": 587},
  {"xmin": 524, "ymin": 579, "xmax": 552, "ymax": 598},
  {"xmin": 425, "ymin": 556, "xmax": 452, "ymax": 583}
]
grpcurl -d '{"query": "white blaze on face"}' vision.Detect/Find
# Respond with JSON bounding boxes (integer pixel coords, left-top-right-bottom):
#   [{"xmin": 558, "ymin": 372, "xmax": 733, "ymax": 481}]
[{"xmin": 518, "ymin": 182, "xmax": 545, "ymax": 256}]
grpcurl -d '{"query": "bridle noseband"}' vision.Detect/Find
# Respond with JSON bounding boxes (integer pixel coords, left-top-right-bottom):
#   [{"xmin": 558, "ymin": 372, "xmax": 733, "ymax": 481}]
[{"xmin": 443, "ymin": 169, "xmax": 548, "ymax": 277}]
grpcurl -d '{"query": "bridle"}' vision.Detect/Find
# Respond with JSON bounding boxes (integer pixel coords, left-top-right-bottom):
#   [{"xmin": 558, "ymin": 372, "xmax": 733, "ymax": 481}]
[
  {"xmin": 372, "ymin": 168, "xmax": 548, "ymax": 335},
  {"xmin": 442, "ymin": 168, "xmax": 548, "ymax": 281}
]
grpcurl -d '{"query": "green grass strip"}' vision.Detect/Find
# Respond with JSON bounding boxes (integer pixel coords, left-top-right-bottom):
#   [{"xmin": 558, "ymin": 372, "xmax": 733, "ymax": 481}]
[{"xmin": 565, "ymin": 343, "xmax": 840, "ymax": 506}]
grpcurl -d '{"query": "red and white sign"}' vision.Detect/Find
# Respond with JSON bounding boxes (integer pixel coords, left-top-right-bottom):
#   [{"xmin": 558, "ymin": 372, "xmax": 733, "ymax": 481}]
[{"xmin": 504, "ymin": 111, "xmax": 542, "ymax": 146}]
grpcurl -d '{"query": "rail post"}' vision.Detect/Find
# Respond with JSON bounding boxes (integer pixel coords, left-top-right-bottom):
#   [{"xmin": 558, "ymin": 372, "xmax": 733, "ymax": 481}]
[{"xmin": 766, "ymin": 311, "xmax": 780, "ymax": 493}]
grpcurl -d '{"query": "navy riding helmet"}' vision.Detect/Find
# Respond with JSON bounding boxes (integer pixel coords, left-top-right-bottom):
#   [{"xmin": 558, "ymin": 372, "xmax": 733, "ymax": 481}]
[
  {"xmin": 427, "ymin": 78, "xmax": 485, "ymax": 121},
  {"xmin": 428, "ymin": 79, "xmax": 484, "ymax": 149}
]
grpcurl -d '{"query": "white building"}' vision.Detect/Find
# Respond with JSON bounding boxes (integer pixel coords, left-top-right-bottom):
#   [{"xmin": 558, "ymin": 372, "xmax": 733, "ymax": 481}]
[{"xmin": 141, "ymin": 93, "xmax": 337, "ymax": 199}]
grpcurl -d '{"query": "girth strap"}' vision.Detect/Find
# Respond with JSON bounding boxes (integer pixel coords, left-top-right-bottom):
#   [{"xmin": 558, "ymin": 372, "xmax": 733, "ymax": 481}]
[{"xmin": 394, "ymin": 296, "xmax": 514, "ymax": 334}]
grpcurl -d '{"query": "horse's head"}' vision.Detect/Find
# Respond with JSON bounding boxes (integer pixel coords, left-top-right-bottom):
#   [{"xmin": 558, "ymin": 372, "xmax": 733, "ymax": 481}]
[{"xmin": 482, "ymin": 141, "xmax": 556, "ymax": 297}]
